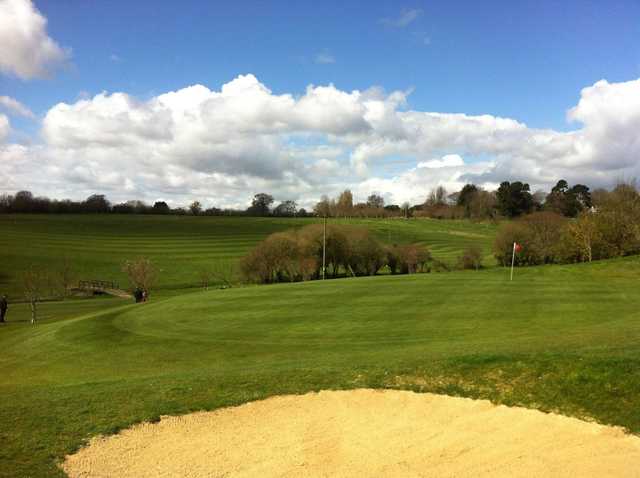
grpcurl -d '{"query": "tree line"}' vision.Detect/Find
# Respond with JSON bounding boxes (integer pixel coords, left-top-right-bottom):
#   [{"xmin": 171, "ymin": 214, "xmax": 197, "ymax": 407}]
[
  {"xmin": 314, "ymin": 180, "xmax": 594, "ymax": 220},
  {"xmin": 494, "ymin": 182, "xmax": 640, "ymax": 266},
  {"xmin": 0, "ymin": 178, "xmax": 595, "ymax": 219},
  {"xmin": 0, "ymin": 191, "xmax": 313, "ymax": 217},
  {"xmin": 313, "ymin": 191, "xmax": 410, "ymax": 218}
]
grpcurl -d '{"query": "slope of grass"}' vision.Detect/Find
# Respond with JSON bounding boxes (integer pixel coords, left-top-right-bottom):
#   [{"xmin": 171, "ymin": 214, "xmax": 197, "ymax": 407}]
[
  {"xmin": 1, "ymin": 257, "xmax": 639, "ymax": 476},
  {"xmin": 340, "ymin": 217, "xmax": 497, "ymax": 264},
  {"xmin": 0, "ymin": 214, "xmax": 496, "ymax": 298}
]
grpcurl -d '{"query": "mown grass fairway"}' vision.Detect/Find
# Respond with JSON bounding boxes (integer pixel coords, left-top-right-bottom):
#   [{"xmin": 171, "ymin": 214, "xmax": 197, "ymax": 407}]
[
  {"xmin": 1, "ymin": 250, "xmax": 640, "ymax": 476},
  {"xmin": 0, "ymin": 214, "xmax": 497, "ymax": 298}
]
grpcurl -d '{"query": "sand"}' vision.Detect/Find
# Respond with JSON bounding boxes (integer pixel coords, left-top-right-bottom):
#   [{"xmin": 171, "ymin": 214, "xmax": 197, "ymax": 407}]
[{"xmin": 62, "ymin": 389, "xmax": 640, "ymax": 477}]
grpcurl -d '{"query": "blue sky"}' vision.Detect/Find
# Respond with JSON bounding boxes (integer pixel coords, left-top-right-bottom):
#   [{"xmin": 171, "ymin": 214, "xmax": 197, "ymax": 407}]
[
  {"xmin": 5, "ymin": 0, "xmax": 639, "ymax": 129},
  {"xmin": 1, "ymin": 0, "xmax": 640, "ymax": 207}
]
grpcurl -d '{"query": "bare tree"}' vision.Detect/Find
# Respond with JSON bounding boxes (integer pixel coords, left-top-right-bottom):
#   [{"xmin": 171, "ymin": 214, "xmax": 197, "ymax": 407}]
[
  {"xmin": 566, "ymin": 213, "xmax": 599, "ymax": 262},
  {"xmin": 23, "ymin": 266, "xmax": 48, "ymax": 324},
  {"xmin": 468, "ymin": 189, "xmax": 497, "ymax": 219},
  {"xmin": 595, "ymin": 180, "xmax": 640, "ymax": 256},
  {"xmin": 314, "ymin": 195, "xmax": 333, "ymax": 217},
  {"xmin": 337, "ymin": 190, "xmax": 354, "ymax": 217},
  {"xmin": 401, "ymin": 202, "xmax": 411, "ymax": 219},
  {"xmin": 426, "ymin": 186, "xmax": 448, "ymax": 206},
  {"xmin": 366, "ymin": 193, "xmax": 384, "ymax": 209},
  {"xmin": 197, "ymin": 266, "xmax": 215, "ymax": 291},
  {"xmin": 122, "ymin": 257, "xmax": 158, "ymax": 298},
  {"xmin": 189, "ymin": 201, "xmax": 202, "ymax": 216}
]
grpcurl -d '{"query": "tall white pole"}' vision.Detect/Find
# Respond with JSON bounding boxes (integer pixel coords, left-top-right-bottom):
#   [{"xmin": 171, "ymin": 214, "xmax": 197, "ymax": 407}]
[
  {"xmin": 510, "ymin": 241, "xmax": 516, "ymax": 281},
  {"xmin": 322, "ymin": 215, "xmax": 327, "ymax": 280}
]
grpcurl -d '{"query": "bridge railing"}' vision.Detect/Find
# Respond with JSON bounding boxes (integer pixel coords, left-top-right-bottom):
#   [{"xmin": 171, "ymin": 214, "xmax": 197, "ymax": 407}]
[{"xmin": 78, "ymin": 280, "xmax": 119, "ymax": 291}]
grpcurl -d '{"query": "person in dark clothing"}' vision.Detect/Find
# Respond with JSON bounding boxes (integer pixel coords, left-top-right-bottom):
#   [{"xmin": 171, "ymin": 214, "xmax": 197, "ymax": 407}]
[
  {"xmin": 0, "ymin": 295, "xmax": 7, "ymax": 323},
  {"xmin": 134, "ymin": 288, "xmax": 143, "ymax": 303}
]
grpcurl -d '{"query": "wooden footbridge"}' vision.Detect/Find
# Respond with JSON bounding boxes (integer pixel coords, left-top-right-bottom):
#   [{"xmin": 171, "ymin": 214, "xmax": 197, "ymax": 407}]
[{"xmin": 78, "ymin": 280, "xmax": 132, "ymax": 298}]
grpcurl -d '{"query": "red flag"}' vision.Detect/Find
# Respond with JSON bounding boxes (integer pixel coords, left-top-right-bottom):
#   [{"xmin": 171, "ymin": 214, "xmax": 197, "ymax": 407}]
[{"xmin": 514, "ymin": 242, "xmax": 522, "ymax": 253}]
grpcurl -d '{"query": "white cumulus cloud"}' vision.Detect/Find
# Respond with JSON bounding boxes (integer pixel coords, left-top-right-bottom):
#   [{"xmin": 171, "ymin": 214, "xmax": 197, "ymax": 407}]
[
  {"xmin": 2, "ymin": 74, "xmax": 640, "ymax": 208},
  {"xmin": 0, "ymin": 114, "xmax": 9, "ymax": 141},
  {"xmin": 417, "ymin": 154, "xmax": 465, "ymax": 169},
  {"xmin": 0, "ymin": 0, "xmax": 71, "ymax": 79}
]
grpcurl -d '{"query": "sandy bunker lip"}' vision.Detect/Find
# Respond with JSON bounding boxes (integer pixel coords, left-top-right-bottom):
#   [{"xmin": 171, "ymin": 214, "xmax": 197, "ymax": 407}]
[{"xmin": 63, "ymin": 389, "xmax": 640, "ymax": 477}]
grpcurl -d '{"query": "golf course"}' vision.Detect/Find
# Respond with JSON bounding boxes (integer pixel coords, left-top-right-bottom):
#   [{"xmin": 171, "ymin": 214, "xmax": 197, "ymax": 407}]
[
  {"xmin": 1, "ymin": 214, "xmax": 640, "ymax": 476},
  {"xmin": 4, "ymin": 0, "xmax": 640, "ymax": 475}
]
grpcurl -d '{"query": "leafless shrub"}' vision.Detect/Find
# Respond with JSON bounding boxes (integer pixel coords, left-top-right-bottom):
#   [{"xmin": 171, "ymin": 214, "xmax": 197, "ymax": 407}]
[
  {"xmin": 387, "ymin": 244, "xmax": 432, "ymax": 274},
  {"xmin": 122, "ymin": 257, "xmax": 158, "ymax": 297},
  {"xmin": 23, "ymin": 266, "xmax": 48, "ymax": 324},
  {"xmin": 458, "ymin": 245, "xmax": 483, "ymax": 270}
]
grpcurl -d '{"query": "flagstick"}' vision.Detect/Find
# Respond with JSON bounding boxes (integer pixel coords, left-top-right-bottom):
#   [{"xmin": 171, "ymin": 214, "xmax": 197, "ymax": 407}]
[{"xmin": 510, "ymin": 241, "xmax": 516, "ymax": 281}]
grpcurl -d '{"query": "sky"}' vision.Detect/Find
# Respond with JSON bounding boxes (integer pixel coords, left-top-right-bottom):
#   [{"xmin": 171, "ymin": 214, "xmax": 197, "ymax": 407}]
[{"xmin": 1, "ymin": 0, "xmax": 640, "ymax": 209}]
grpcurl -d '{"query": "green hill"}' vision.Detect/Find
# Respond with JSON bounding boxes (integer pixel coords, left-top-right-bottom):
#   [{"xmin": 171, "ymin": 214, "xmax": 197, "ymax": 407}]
[
  {"xmin": 1, "ymin": 255, "xmax": 640, "ymax": 476},
  {"xmin": 0, "ymin": 214, "xmax": 497, "ymax": 298}
]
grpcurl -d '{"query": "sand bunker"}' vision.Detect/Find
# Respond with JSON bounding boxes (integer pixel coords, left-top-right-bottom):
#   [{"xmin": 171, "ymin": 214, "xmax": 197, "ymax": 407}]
[{"xmin": 63, "ymin": 389, "xmax": 640, "ymax": 477}]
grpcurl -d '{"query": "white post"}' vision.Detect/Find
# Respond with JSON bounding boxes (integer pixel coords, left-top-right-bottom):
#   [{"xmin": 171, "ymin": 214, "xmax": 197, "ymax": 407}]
[
  {"xmin": 322, "ymin": 215, "xmax": 327, "ymax": 280},
  {"xmin": 510, "ymin": 242, "xmax": 516, "ymax": 281}
]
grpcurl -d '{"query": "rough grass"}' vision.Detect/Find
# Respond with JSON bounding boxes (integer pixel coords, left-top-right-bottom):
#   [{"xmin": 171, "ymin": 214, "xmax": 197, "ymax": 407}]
[
  {"xmin": 1, "ymin": 255, "xmax": 640, "ymax": 476},
  {"xmin": 0, "ymin": 214, "xmax": 497, "ymax": 298}
]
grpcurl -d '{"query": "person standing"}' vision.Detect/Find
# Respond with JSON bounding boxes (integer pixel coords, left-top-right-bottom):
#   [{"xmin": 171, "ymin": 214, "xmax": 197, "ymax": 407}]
[{"xmin": 0, "ymin": 295, "xmax": 7, "ymax": 323}]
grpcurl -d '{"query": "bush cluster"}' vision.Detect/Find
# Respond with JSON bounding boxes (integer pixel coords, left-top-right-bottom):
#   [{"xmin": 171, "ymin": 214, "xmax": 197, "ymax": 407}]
[
  {"xmin": 494, "ymin": 183, "xmax": 640, "ymax": 266},
  {"xmin": 458, "ymin": 245, "xmax": 484, "ymax": 270},
  {"xmin": 240, "ymin": 224, "xmax": 431, "ymax": 284},
  {"xmin": 386, "ymin": 243, "xmax": 432, "ymax": 274}
]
